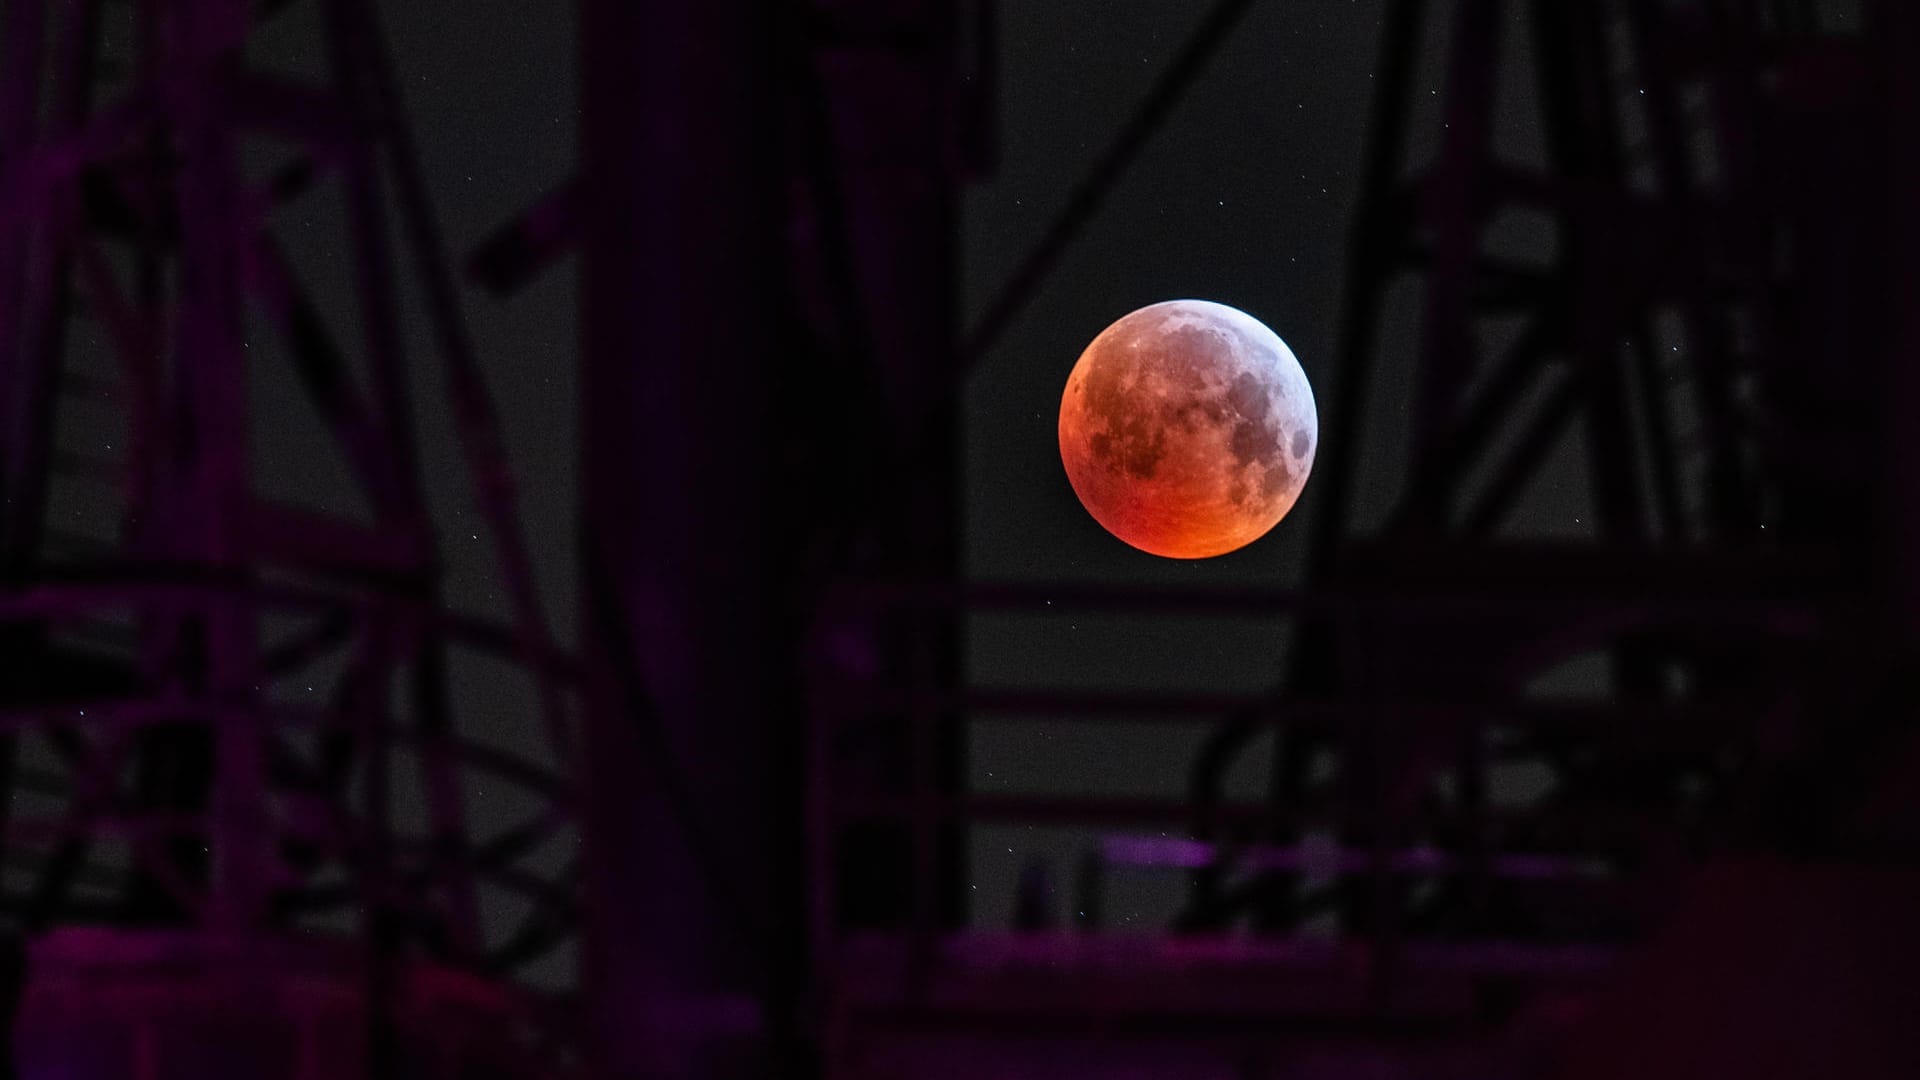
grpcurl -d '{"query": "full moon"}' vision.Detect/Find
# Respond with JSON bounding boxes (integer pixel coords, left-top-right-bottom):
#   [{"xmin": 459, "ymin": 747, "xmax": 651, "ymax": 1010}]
[{"xmin": 1058, "ymin": 300, "xmax": 1317, "ymax": 559}]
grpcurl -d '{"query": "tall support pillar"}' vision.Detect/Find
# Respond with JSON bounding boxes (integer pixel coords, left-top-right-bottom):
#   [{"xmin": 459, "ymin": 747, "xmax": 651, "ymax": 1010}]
[{"xmin": 579, "ymin": 3, "xmax": 791, "ymax": 1080}]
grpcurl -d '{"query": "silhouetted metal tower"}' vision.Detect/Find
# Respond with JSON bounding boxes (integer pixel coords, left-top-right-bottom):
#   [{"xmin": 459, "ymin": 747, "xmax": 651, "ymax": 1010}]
[
  {"xmin": 1245, "ymin": 0, "xmax": 1909, "ymax": 943},
  {"xmin": 572, "ymin": 0, "xmax": 984, "ymax": 1076},
  {"xmin": 806, "ymin": 2, "xmax": 1919, "ymax": 1078},
  {"xmin": 0, "ymin": 0, "xmax": 578, "ymax": 1075}
]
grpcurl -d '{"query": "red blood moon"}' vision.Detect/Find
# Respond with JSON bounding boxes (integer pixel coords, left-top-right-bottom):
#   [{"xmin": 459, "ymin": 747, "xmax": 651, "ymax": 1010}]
[{"xmin": 1058, "ymin": 300, "xmax": 1317, "ymax": 559}]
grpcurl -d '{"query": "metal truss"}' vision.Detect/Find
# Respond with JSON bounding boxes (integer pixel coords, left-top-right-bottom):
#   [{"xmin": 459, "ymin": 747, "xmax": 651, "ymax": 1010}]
[
  {"xmin": 0, "ymin": 0, "xmax": 578, "ymax": 1071},
  {"xmin": 249, "ymin": 0, "xmax": 1914, "ymax": 1075},
  {"xmin": 805, "ymin": 0, "xmax": 1912, "ymax": 1076}
]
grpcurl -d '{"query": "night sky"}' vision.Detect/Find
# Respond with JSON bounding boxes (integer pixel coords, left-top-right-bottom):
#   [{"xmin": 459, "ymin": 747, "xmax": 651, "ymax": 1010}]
[
  {"xmin": 0, "ymin": 2, "xmax": 1888, "ymax": 1057},
  {"xmin": 309, "ymin": 2, "xmax": 1395, "ymax": 931},
  {"xmin": 962, "ymin": 2, "xmax": 1386, "ymax": 925},
  {"xmin": 956, "ymin": 0, "xmax": 1857, "ymax": 924},
  {"xmin": 264, "ymin": 0, "xmax": 1858, "ymax": 935},
  {"xmin": 357, "ymin": 1, "xmax": 1511, "ymax": 931}
]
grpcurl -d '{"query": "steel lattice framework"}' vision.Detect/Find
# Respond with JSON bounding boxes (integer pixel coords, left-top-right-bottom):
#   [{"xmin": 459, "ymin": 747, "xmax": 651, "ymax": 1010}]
[
  {"xmin": 0, "ymin": 0, "xmax": 579, "ymax": 1074},
  {"xmin": 805, "ymin": 1, "xmax": 1919, "ymax": 1078},
  {"xmin": 4, "ymin": 0, "xmax": 1910, "ymax": 1079}
]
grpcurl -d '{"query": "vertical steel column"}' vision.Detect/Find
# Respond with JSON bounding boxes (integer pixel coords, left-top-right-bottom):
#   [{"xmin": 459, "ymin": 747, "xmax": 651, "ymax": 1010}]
[
  {"xmin": 579, "ymin": 1, "xmax": 790, "ymax": 1079},
  {"xmin": 168, "ymin": 0, "xmax": 267, "ymax": 931}
]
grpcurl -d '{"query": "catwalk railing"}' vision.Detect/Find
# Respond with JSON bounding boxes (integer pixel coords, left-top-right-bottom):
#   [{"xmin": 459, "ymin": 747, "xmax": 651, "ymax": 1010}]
[{"xmin": 805, "ymin": 539, "xmax": 1855, "ymax": 1033}]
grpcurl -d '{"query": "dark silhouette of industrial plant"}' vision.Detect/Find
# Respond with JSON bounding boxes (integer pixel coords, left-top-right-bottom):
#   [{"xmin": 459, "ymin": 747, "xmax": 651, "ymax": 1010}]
[{"xmin": 0, "ymin": 1, "xmax": 1914, "ymax": 1079}]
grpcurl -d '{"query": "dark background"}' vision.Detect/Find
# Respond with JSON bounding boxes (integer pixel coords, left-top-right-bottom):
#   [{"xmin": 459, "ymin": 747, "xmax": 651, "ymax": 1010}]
[
  {"xmin": 961, "ymin": 1, "xmax": 1394, "ymax": 927},
  {"xmin": 4, "ymin": 2, "xmax": 1909, "ymax": 1074},
  {"xmin": 267, "ymin": 0, "xmax": 1869, "ymax": 931}
]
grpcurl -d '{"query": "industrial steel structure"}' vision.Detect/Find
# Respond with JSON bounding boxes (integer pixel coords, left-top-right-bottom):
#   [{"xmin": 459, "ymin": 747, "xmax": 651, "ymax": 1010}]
[
  {"xmin": 2, "ymin": 1, "xmax": 1915, "ymax": 1079},
  {"xmin": 0, "ymin": 0, "xmax": 578, "ymax": 1075},
  {"xmin": 808, "ymin": 1, "xmax": 1920, "ymax": 1078}
]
